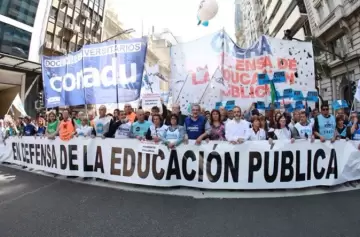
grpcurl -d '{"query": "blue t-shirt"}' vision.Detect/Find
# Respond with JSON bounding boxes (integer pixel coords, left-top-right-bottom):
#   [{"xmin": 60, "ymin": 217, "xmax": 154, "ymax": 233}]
[
  {"xmin": 131, "ymin": 120, "xmax": 151, "ymax": 137},
  {"xmin": 37, "ymin": 126, "xmax": 46, "ymax": 135},
  {"xmin": 184, "ymin": 116, "xmax": 206, "ymax": 140},
  {"xmin": 24, "ymin": 124, "xmax": 36, "ymax": 136}
]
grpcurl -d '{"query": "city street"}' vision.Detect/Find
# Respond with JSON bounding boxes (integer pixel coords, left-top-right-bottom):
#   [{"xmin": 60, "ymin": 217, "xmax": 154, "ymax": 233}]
[{"xmin": 1, "ymin": 165, "xmax": 360, "ymax": 237}]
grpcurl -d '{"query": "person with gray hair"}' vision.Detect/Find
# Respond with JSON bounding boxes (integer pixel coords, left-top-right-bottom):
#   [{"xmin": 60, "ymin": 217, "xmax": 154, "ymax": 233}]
[{"xmin": 184, "ymin": 103, "xmax": 210, "ymax": 145}]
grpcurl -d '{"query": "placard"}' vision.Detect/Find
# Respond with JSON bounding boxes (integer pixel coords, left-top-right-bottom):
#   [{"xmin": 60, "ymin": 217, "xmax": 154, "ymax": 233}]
[
  {"xmin": 142, "ymin": 94, "xmax": 162, "ymax": 111},
  {"xmin": 272, "ymin": 71, "xmax": 286, "ymax": 83},
  {"xmin": 293, "ymin": 90, "xmax": 304, "ymax": 101},
  {"xmin": 283, "ymin": 88, "xmax": 293, "ymax": 98},
  {"xmin": 257, "ymin": 73, "xmax": 270, "ymax": 85},
  {"xmin": 138, "ymin": 141, "xmax": 160, "ymax": 154},
  {"xmin": 306, "ymin": 91, "xmax": 319, "ymax": 102}
]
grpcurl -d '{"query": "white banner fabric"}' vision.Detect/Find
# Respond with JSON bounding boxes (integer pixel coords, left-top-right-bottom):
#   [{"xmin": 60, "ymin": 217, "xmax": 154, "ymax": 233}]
[{"xmin": 1, "ymin": 137, "xmax": 360, "ymax": 189}]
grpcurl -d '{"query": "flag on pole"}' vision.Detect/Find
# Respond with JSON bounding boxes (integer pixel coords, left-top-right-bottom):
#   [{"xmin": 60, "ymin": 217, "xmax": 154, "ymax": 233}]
[
  {"xmin": 270, "ymin": 80, "xmax": 278, "ymax": 104},
  {"xmin": 210, "ymin": 67, "xmax": 229, "ymax": 91},
  {"xmin": 355, "ymin": 79, "xmax": 360, "ymax": 102},
  {"xmin": 11, "ymin": 93, "xmax": 27, "ymax": 116}
]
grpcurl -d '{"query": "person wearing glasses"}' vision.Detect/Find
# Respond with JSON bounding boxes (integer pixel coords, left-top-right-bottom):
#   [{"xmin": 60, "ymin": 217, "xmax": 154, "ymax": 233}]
[
  {"xmin": 313, "ymin": 104, "xmax": 336, "ymax": 142},
  {"xmin": 145, "ymin": 114, "xmax": 167, "ymax": 142}
]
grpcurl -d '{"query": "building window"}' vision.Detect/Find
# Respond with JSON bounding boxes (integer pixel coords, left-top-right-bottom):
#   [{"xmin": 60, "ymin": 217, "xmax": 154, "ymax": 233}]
[
  {"xmin": 0, "ymin": 0, "xmax": 40, "ymax": 27},
  {"xmin": 50, "ymin": 6, "xmax": 58, "ymax": 18},
  {"xmin": 326, "ymin": 0, "xmax": 336, "ymax": 12},
  {"xmin": 69, "ymin": 42, "xmax": 76, "ymax": 52},
  {"xmin": 317, "ymin": 4, "xmax": 326, "ymax": 22},
  {"xmin": 329, "ymin": 35, "xmax": 349, "ymax": 60},
  {"xmin": 0, "ymin": 22, "xmax": 31, "ymax": 59},
  {"xmin": 57, "ymin": 11, "xmax": 65, "ymax": 24}
]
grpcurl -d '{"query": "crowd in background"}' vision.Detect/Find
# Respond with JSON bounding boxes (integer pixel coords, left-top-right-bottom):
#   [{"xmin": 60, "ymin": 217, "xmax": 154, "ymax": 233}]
[{"xmin": 1, "ymin": 101, "xmax": 359, "ymax": 149}]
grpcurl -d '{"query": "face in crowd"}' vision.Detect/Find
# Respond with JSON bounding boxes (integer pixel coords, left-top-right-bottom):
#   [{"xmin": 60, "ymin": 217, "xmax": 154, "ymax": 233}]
[
  {"xmin": 170, "ymin": 115, "xmax": 178, "ymax": 126},
  {"xmin": 99, "ymin": 105, "xmax": 106, "ymax": 117},
  {"xmin": 299, "ymin": 111, "xmax": 307, "ymax": 124},
  {"xmin": 191, "ymin": 104, "xmax": 201, "ymax": 118},
  {"xmin": 81, "ymin": 117, "xmax": 89, "ymax": 126},
  {"xmin": 49, "ymin": 112, "xmax": 56, "ymax": 122},
  {"xmin": 278, "ymin": 115, "xmax": 287, "ymax": 128},
  {"xmin": 172, "ymin": 104, "xmax": 180, "ymax": 115},
  {"xmin": 152, "ymin": 115, "xmax": 161, "ymax": 127},
  {"xmin": 136, "ymin": 109, "xmax": 145, "ymax": 122},
  {"xmin": 233, "ymin": 106, "xmax": 241, "ymax": 120},
  {"xmin": 321, "ymin": 105, "xmax": 330, "ymax": 116},
  {"xmin": 293, "ymin": 111, "xmax": 300, "ymax": 122},
  {"xmin": 118, "ymin": 111, "xmax": 127, "ymax": 121},
  {"xmin": 62, "ymin": 110, "xmax": 69, "ymax": 120},
  {"xmin": 71, "ymin": 111, "xmax": 78, "ymax": 119},
  {"xmin": 151, "ymin": 107, "xmax": 160, "ymax": 116},
  {"xmin": 336, "ymin": 116, "xmax": 344, "ymax": 128},
  {"xmin": 228, "ymin": 110, "xmax": 234, "ymax": 120},
  {"xmin": 312, "ymin": 108, "xmax": 319, "ymax": 118},
  {"xmin": 124, "ymin": 104, "xmax": 132, "ymax": 115}
]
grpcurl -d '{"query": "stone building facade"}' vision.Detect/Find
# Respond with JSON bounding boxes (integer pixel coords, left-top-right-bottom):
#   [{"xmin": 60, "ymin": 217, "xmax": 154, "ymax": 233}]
[{"xmin": 304, "ymin": 0, "xmax": 360, "ymax": 110}]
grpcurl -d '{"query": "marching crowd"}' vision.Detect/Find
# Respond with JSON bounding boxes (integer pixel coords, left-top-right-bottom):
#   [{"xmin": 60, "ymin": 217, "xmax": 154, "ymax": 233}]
[{"xmin": 1, "ymin": 101, "xmax": 360, "ymax": 149}]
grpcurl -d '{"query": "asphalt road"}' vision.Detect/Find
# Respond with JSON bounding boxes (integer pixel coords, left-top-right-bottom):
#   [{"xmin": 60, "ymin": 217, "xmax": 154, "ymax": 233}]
[{"xmin": 1, "ymin": 165, "xmax": 360, "ymax": 237}]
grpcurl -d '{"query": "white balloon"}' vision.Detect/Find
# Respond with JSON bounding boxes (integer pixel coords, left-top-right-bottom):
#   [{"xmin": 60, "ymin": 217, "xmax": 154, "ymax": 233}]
[{"xmin": 197, "ymin": 0, "xmax": 219, "ymax": 22}]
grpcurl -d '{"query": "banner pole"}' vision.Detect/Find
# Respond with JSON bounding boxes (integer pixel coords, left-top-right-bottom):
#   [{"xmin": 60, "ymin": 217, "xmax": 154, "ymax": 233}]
[
  {"xmin": 174, "ymin": 74, "xmax": 189, "ymax": 103},
  {"xmin": 198, "ymin": 67, "xmax": 219, "ymax": 104}
]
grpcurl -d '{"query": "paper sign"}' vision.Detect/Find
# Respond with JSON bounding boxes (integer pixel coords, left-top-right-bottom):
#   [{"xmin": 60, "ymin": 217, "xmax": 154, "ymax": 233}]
[
  {"xmin": 273, "ymin": 102, "xmax": 280, "ymax": 109},
  {"xmin": 332, "ymin": 100, "xmax": 348, "ymax": 110},
  {"xmin": 142, "ymin": 94, "xmax": 161, "ymax": 110},
  {"xmin": 306, "ymin": 91, "xmax": 319, "ymax": 102},
  {"xmin": 215, "ymin": 100, "xmax": 235, "ymax": 110},
  {"xmin": 295, "ymin": 101, "xmax": 304, "ymax": 109},
  {"xmin": 283, "ymin": 88, "xmax": 293, "ymax": 98},
  {"xmin": 257, "ymin": 73, "xmax": 270, "ymax": 85},
  {"xmin": 256, "ymin": 101, "xmax": 265, "ymax": 110},
  {"xmin": 215, "ymin": 102, "xmax": 222, "ymax": 109},
  {"xmin": 293, "ymin": 90, "xmax": 304, "ymax": 101},
  {"xmin": 284, "ymin": 103, "xmax": 294, "ymax": 112},
  {"xmin": 272, "ymin": 71, "xmax": 286, "ymax": 83},
  {"xmin": 138, "ymin": 141, "xmax": 159, "ymax": 155}
]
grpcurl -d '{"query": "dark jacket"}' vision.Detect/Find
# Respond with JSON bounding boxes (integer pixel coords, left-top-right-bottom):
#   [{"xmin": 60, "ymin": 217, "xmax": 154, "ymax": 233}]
[{"xmin": 165, "ymin": 112, "xmax": 187, "ymax": 126}]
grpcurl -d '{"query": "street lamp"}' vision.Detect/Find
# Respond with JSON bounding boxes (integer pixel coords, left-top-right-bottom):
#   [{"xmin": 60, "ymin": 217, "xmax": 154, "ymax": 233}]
[
  {"xmin": 102, "ymin": 28, "xmax": 135, "ymax": 42},
  {"xmin": 284, "ymin": 29, "xmax": 353, "ymax": 107}
]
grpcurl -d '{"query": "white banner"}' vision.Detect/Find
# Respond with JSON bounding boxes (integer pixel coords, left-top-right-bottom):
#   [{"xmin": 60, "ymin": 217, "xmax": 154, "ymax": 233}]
[{"xmin": 1, "ymin": 137, "xmax": 360, "ymax": 189}]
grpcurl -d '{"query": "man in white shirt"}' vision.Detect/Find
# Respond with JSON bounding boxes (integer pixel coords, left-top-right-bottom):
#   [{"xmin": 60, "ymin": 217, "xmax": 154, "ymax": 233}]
[
  {"xmin": 93, "ymin": 105, "xmax": 111, "ymax": 138},
  {"xmin": 225, "ymin": 106, "xmax": 251, "ymax": 144}
]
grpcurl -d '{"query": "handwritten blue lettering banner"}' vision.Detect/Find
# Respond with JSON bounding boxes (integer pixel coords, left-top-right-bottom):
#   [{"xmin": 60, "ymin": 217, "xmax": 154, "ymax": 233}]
[
  {"xmin": 283, "ymin": 88, "xmax": 293, "ymax": 98},
  {"xmin": 293, "ymin": 90, "xmax": 304, "ymax": 101}
]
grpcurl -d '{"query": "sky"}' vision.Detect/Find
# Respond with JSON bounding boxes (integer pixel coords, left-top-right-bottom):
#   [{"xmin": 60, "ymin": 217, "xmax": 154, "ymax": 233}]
[{"xmin": 107, "ymin": 0, "xmax": 236, "ymax": 43}]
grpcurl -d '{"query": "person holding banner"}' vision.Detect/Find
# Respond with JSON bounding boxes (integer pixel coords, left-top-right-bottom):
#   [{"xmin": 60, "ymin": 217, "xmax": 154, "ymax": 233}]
[
  {"xmin": 248, "ymin": 116, "xmax": 266, "ymax": 141},
  {"xmin": 130, "ymin": 109, "xmax": 151, "ymax": 140},
  {"xmin": 36, "ymin": 118, "xmax": 46, "ymax": 137},
  {"xmin": 113, "ymin": 111, "xmax": 132, "ymax": 139},
  {"xmin": 313, "ymin": 104, "xmax": 336, "ymax": 142},
  {"xmin": 268, "ymin": 114, "xmax": 295, "ymax": 143},
  {"xmin": 165, "ymin": 104, "xmax": 186, "ymax": 126},
  {"xmin": 335, "ymin": 116, "xmax": 351, "ymax": 140},
  {"xmin": 225, "ymin": 106, "xmax": 251, "ymax": 144},
  {"xmin": 93, "ymin": 105, "xmax": 111, "ymax": 138},
  {"xmin": 23, "ymin": 116, "xmax": 36, "ymax": 137},
  {"xmin": 46, "ymin": 111, "xmax": 59, "ymax": 139},
  {"xmin": 162, "ymin": 114, "xmax": 185, "ymax": 148},
  {"xmin": 207, "ymin": 110, "xmax": 226, "ymax": 141},
  {"xmin": 146, "ymin": 114, "xmax": 168, "ymax": 142},
  {"xmin": 75, "ymin": 117, "xmax": 93, "ymax": 137},
  {"xmin": 293, "ymin": 111, "xmax": 314, "ymax": 141},
  {"xmin": 184, "ymin": 104, "xmax": 210, "ymax": 145},
  {"xmin": 57, "ymin": 109, "xmax": 75, "ymax": 141}
]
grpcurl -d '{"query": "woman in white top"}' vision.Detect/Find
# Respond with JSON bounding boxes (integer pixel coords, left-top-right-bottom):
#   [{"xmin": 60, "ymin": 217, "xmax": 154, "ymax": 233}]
[
  {"xmin": 145, "ymin": 114, "xmax": 168, "ymax": 142},
  {"xmin": 269, "ymin": 114, "xmax": 295, "ymax": 143},
  {"xmin": 162, "ymin": 114, "xmax": 185, "ymax": 148},
  {"xmin": 75, "ymin": 117, "xmax": 93, "ymax": 137},
  {"xmin": 248, "ymin": 116, "xmax": 266, "ymax": 140}
]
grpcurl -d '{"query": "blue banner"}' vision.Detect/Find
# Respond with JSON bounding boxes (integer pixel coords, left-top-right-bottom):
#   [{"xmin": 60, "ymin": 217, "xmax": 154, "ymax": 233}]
[{"xmin": 42, "ymin": 38, "xmax": 147, "ymax": 107}]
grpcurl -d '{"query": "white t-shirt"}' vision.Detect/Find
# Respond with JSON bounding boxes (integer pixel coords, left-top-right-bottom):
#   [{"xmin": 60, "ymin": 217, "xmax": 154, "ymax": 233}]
[
  {"xmin": 294, "ymin": 122, "xmax": 312, "ymax": 139},
  {"xmin": 248, "ymin": 128, "xmax": 266, "ymax": 141},
  {"xmin": 274, "ymin": 127, "xmax": 292, "ymax": 140},
  {"xmin": 225, "ymin": 119, "xmax": 251, "ymax": 141},
  {"xmin": 94, "ymin": 116, "xmax": 111, "ymax": 137},
  {"xmin": 76, "ymin": 125, "xmax": 93, "ymax": 137},
  {"xmin": 115, "ymin": 122, "xmax": 132, "ymax": 139},
  {"xmin": 148, "ymin": 124, "xmax": 168, "ymax": 138}
]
